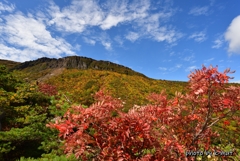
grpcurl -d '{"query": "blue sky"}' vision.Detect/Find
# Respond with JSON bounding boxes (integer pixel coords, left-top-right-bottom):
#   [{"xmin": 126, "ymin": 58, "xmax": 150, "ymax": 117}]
[{"xmin": 0, "ymin": 0, "xmax": 240, "ymax": 82}]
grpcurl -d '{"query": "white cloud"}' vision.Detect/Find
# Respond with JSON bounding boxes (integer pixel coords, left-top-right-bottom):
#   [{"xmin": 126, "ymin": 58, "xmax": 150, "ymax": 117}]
[
  {"xmin": 189, "ymin": 32, "xmax": 207, "ymax": 42},
  {"xmin": 100, "ymin": 15, "xmax": 125, "ymax": 30},
  {"xmin": 126, "ymin": 32, "xmax": 140, "ymax": 42},
  {"xmin": 47, "ymin": 0, "xmax": 149, "ymax": 33},
  {"xmin": 48, "ymin": 0, "xmax": 174, "ymax": 50},
  {"xmin": 114, "ymin": 35, "xmax": 124, "ymax": 46},
  {"xmin": 83, "ymin": 37, "xmax": 96, "ymax": 45},
  {"xmin": 100, "ymin": 0, "xmax": 150, "ymax": 30},
  {"xmin": 212, "ymin": 38, "xmax": 223, "ymax": 49},
  {"xmin": 0, "ymin": 0, "xmax": 183, "ymax": 58},
  {"xmin": 225, "ymin": 15, "xmax": 240, "ymax": 54},
  {"xmin": 0, "ymin": 2, "xmax": 15, "ymax": 13},
  {"xmin": 74, "ymin": 44, "xmax": 81, "ymax": 51},
  {"xmin": 152, "ymin": 27, "xmax": 182, "ymax": 43},
  {"xmin": 189, "ymin": 6, "xmax": 209, "ymax": 16},
  {"xmin": 175, "ymin": 64, "xmax": 182, "ymax": 68},
  {"xmin": 183, "ymin": 54, "xmax": 194, "ymax": 62},
  {"xmin": 185, "ymin": 66, "xmax": 197, "ymax": 72},
  {"xmin": 46, "ymin": 0, "xmax": 182, "ymax": 45},
  {"xmin": 134, "ymin": 12, "xmax": 183, "ymax": 43},
  {"xmin": 0, "ymin": 12, "xmax": 75, "ymax": 62},
  {"xmin": 97, "ymin": 33, "xmax": 112, "ymax": 50},
  {"xmin": 83, "ymin": 32, "xmax": 112, "ymax": 50},
  {"xmin": 47, "ymin": 0, "xmax": 104, "ymax": 33},
  {"xmin": 102, "ymin": 42, "xmax": 112, "ymax": 50},
  {"xmin": 0, "ymin": 44, "xmax": 28, "ymax": 62}
]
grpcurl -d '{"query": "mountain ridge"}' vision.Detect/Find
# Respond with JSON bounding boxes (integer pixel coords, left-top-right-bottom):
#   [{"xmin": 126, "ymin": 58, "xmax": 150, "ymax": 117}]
[
  {"xmin": 3, "ymin": 56, "xmax": 147, "ymax": 78},
  {"xmin": 0, "ymin": 56, "xmax": 189, "ymax": 110},
  {"xmin": 0, "ymin": 56, "xmax": 153, "ymax": 82}
]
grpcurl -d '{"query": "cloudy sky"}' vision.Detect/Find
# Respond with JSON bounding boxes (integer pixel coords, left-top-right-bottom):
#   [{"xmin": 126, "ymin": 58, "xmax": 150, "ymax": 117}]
[{"xmin": 0, "ymin": 0, "xmax": 240, "ymax": 82}]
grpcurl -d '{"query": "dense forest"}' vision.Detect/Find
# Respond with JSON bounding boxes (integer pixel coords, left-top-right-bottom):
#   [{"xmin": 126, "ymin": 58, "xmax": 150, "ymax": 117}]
[{"xmin": 0, "ymin": 57, "xmax": 240, "ymax": 160}]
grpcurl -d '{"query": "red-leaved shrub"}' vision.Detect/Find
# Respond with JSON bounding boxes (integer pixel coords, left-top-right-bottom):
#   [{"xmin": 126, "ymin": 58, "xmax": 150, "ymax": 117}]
[
  {"xmin": 47, "ymin": 65, "xmax": 240, "ymax": 160},
  {"xmin": 38, "ymin": 83, "xmax": 58, "ymax": 96}
]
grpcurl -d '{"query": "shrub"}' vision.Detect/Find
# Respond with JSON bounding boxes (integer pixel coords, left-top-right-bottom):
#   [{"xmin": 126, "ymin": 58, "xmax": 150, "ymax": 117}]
[{"xmin": 48, "ymin": 65, "xmax": 240, "ymax": 160}]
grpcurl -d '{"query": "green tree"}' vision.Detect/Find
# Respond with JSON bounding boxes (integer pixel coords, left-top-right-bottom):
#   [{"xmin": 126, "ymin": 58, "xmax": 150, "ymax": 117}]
[{"xmin": 0, "ymin": 65, "xmax": 64, "ymax": 161}]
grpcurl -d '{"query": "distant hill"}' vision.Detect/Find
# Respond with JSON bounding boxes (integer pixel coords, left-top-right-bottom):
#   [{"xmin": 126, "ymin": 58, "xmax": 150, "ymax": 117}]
[
  {"xmin": 1, "ymin": 56, "xmax": 148, "ymax": 81},
  {"xmin": 12, "ymin": 56, "xmax": 147, "ymax": 77}
]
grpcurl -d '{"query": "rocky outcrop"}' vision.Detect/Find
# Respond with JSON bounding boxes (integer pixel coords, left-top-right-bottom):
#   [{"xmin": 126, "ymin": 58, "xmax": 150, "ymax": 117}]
[
  {"xmin": 11, "ymin": 56, "xmax": 147, "ymax": 77},
  {"xmin": 12, "ymin": 56, "xmax": 91, "ymax": 70}
]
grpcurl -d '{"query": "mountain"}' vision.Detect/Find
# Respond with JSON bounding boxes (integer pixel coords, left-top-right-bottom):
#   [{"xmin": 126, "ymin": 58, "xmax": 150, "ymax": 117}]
[
  {"xmin": 6, "ymin": 56, "xmax": 147, "ymax": 81},
  {"xmin": 0, "ymin": 56, "xmax": 188, "ymax": 110}
]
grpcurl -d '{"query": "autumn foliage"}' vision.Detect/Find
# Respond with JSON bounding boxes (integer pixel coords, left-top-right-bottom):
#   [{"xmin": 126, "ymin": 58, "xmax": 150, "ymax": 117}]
[
  {"xmin": 47, "ymin": 65, "xmax": 240, "ymax": 160},
  {"xmin": 38, "ymin": 83, "xmax": 58, "ymax": 96}
]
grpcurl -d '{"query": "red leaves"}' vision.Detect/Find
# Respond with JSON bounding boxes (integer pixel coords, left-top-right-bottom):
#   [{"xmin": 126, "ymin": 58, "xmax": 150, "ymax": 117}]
[
  {"xmin": 172, "ymin": 97, "xmax": 178, "ymax": 106},
  {"xmin": 48, "ymin": 91, "xmax": 162, "ymax": 160},
  {"xmin": 47, "ymin": 65, "xmax": 240, "ymax": 161},
  {"xmin": 48, "ymin": 122, "xmax": 73, "ymax": 138},
  {"xmin": 188, "ymin": 65, "xmax": 235, "ymax": 97},
  {"xmin": 38, "ymin": 83, "xmax": 58, "ymax": 96},
  {"xmin": 223, "ymin": 120, "xmax": 230, "ymax": 126},
  {"xmin": 194, "ymin": 88, "xmax": 204, "ymax": 95},
  {"xmin": 189, "ymin": 114, "xmax": 199, "ymax": 121},
  {"xmin": 147, "ymin": 90, "xmax": 167, "ymax": 106},
  {"xmin": 222, "ymin": 98, "xmax": 232, "ymax": 107}
]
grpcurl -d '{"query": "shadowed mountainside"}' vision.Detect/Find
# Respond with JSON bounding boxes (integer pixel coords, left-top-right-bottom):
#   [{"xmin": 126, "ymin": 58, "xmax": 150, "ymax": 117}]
[{"xmin": 9, "ymin": 56, "xmax": 147, "ymax": 79}]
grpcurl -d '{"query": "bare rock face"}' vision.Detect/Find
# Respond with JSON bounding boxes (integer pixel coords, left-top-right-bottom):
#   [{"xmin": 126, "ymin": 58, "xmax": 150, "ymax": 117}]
[
  {"xmin": 62, "ymin": 56, "xmax": 89, "ymax": 69},
  {"xmin": 12, "ymin": 56, "xmax": 93, "ymax": 70}
]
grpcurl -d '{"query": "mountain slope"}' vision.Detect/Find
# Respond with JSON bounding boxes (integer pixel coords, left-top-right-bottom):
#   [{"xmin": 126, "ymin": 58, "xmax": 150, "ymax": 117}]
[
  {"xmin": 0, "ymin": 56, "xmax": 188, "ymax": 110},
  {"xmin": 0, "ymin": 59, "xmax": 20, "ymax": 69},
  {"xmin": 45, "ymin": 68, "xmax": 187, "ymax": 110}
]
